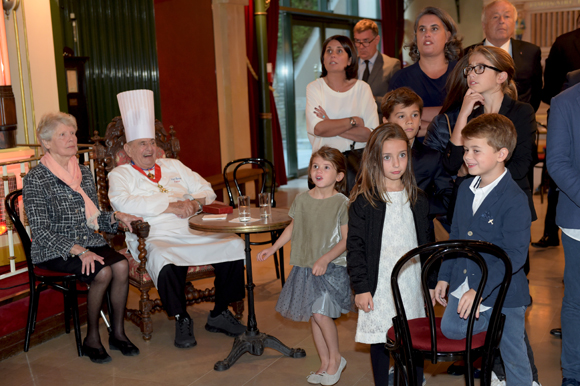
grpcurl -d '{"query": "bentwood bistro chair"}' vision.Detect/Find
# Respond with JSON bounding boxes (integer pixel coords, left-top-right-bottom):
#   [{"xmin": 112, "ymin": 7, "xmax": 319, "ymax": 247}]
[
  {"xmin": 223, "ymin": 158, "xmax": 286, "ymax": 286},
  {"xmin": 5, "ymin": 189, "xmax": 83, "ymax": 355},
  {"xmin": 387, "ymin": 240, "xmax": 513, "ymax": 386}
]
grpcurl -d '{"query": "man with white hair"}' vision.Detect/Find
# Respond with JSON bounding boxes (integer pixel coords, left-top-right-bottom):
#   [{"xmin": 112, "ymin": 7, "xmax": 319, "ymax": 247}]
[
  {"xmin": 108, "ymin": 90, "xmax": 246, "ymax": 349},
  {"xmin": 465, "ymin": 0, "xmax": 542, "ymax": 111}
]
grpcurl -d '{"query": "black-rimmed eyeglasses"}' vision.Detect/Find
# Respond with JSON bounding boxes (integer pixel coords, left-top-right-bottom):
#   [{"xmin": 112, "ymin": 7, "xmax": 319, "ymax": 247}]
[
  {"xmin": 354, "ymin": 35, "xmax": 378, "ymax": 47},
  {"xmin": 463, "ymin": 64, "xmax": 502, "ymax": 77}
]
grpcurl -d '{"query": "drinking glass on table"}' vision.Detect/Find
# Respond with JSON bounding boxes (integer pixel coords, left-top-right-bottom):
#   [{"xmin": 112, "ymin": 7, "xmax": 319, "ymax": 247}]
[
  {"xmin": 238, "ymin": 195, "xmax": 251, "ymax": 222},
  {"xmin": 259, "ymin": 193, "xmax": 272, "ymax": 218}
]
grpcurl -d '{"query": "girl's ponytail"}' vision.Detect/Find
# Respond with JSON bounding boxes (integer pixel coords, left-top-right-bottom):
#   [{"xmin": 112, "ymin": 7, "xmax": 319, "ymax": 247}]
[{"xmin": 504, "ymin": 79, "xmax": 518, "ymax": 101}]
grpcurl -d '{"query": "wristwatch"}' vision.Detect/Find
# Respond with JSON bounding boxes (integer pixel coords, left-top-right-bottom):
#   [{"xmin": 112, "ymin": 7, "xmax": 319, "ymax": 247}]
[
  {"xmin": 349, "ymin": 117, "xmax": 356, "ymax": 127},
  {"xmin": 193, "ymin": 198, "xmax": 203, "ymax": 215}
]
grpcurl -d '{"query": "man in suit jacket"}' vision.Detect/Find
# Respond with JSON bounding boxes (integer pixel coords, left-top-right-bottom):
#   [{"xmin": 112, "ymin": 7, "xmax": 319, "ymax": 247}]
[
  {"xmin": 465, "ymin": 0, "xmax": 542, "ymax": 111},
  {"xmin": 534, "ymin": 25, "xmax": 580, "ymax": 250},
  {"xmin": 353, "ymin": 19, "xmax": 400, "ymax": 120},
  {"xmin": 542, "ymin": 26, "xmax": 580, "ymax": 104},
  {"xmin": 547, "ymin": 82, "xmax": 580, "ymax": 386}
]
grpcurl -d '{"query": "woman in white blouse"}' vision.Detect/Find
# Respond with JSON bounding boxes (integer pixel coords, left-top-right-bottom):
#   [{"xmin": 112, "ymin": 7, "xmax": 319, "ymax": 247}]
[
  {"xmin": 306, "ymin": 35, "xmax": 379, "ymax": 191},
  {"xmin": 306, "ymin": 35, "xmax": 379, "ymax": 153}
]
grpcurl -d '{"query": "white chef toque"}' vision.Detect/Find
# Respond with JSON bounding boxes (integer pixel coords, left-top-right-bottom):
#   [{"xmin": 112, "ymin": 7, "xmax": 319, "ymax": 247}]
[{"xmin": 117, "ymin": 89, "xmax": 155, "ymax": 142}]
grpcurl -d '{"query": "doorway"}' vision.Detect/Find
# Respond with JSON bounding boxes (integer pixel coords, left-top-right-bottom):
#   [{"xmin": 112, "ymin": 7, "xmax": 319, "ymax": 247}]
[{"xmin": 275, "ymin": 15, "xmax": 354, "ymax": 178}]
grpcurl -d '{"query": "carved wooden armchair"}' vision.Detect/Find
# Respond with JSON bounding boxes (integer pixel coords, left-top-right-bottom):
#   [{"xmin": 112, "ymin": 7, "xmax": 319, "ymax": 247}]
[{"xmin": 91, "ymin": 117, "xmax": 243, "ymax": 341}]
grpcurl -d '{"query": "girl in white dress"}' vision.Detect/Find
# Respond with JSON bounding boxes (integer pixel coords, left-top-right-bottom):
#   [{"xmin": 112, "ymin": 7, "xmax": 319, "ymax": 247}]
[
  {"xmin": 347, "ymin": 123, "xmax": 433, "ymax": 385},
  {"xmin": 258, "ymin": 146, "xmax": 353, "ymax": 386}
]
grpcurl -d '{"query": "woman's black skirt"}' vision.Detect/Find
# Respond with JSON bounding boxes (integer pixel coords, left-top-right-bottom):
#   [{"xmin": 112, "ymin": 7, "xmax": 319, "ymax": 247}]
[{"xmin": 36, "ymin": 245, "xmax": 125, "ymax": 283}]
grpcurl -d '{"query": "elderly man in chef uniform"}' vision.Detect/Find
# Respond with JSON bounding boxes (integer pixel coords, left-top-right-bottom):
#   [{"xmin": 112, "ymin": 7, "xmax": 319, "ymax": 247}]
[{"xmin": 108, "ymin": 90, "xmax": 246, "ymax": 349}]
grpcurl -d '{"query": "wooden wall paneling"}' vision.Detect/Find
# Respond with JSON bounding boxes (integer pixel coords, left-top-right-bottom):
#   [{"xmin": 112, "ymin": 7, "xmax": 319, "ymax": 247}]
[{"xmin": 154, "ymin": 0, "xmax": 222, "ymax": 176}]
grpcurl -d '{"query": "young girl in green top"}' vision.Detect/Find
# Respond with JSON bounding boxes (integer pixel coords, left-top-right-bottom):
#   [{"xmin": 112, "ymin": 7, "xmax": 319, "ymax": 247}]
[{"xmin": 257, "ymin": 146, "xmax": 353, "ymax": 386}]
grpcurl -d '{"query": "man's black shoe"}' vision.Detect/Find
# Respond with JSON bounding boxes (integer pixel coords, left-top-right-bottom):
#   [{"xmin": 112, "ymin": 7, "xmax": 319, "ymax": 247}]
[
  {"xmin": 205, "ymin": 310, "xmax": 246, "ymax": 337},
  {"xmin": 175, "ymin": 315, "xmax": 197, "ymax": 348},
  {"xmin": 551, "ymin": 328, "xmax": 562, "ymax": 338},
  {"xmin": 531, "ymin": 235, "xmax": 560, "ymax": 248}
]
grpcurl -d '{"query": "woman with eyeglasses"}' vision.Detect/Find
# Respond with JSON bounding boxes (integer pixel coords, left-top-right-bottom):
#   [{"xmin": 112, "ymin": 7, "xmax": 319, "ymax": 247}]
[
  {"xmin": 443, "ymin": 45, "xmax": 537, "ymax": 222},
  {"xmin": 388, "ymin": 7, "xmax": 463, "ymax": 136},
  {"xmin": 306, "ymin": 35, "xmax": 379, "ymax": 193}
]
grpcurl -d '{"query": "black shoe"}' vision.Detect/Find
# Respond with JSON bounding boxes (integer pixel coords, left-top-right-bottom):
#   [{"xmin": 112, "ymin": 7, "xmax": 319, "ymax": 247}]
[
  {"xmin": 82, "ymin": 339, "xmax": 112, "ymax": 364},
  {"xmin": 531, "ymin": 235, "xmax": 560, "ymax": 248},
  {"xmin": 175, "ymin": 316, "xmax": 197, "ymax": 348},
  {"xmin": 551, "ymin": 328, "xmax": 562, "ymax": 338},
  {"xmin": 205, "ymin": 310, "xmax": 246, "ymax": 337},
  {"xmin": 109, "ymin": 335, "xmax": 140, "ymax": 356},
  {"xmin": 447, "ymin": 362, "xmax": 465, "ymax": 376}
]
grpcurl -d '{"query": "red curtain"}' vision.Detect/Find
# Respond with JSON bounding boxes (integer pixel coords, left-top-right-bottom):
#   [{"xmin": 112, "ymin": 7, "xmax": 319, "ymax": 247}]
[
  {"xmin": 245, "ymin": 0, "xmax": 287, "ymax": 186},
  {"xmin": 381, "ymin": 0, "xmax": 404, "ymax": 61}
]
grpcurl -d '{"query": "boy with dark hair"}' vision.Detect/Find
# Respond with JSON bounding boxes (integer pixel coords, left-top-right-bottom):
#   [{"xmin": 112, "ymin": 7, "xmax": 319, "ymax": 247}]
[
  {"xmin": 434, "ymin": 113, "xmax": 533, "ymax": 386},
  {"xmin": 382, "ymin": 87, "xmax": 452, "ymax": 216}
]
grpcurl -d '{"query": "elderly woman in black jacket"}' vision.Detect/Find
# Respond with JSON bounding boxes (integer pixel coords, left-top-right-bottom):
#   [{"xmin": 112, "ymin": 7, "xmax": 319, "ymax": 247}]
[{"xmin": 23, "ymin": 112, "xmax": 142, "ymax": 363}]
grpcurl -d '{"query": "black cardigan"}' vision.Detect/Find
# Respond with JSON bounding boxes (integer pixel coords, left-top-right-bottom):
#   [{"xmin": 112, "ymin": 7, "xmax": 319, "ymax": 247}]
[{"xmin": 346, "ymin": 190, "xmax": 434, "ymax": 297}]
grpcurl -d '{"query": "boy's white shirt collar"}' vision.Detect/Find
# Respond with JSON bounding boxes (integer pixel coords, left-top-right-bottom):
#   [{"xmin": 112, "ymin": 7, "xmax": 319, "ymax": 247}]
[{"xmin": 469, "ymin": 167, "xmax": 508, "ymax": 215}]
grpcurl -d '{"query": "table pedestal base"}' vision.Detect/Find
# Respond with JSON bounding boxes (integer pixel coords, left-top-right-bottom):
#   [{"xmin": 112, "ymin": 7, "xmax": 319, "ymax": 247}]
[{"xmin": 214, "ymin": 331, "xmax": 306, "ymax": 371}]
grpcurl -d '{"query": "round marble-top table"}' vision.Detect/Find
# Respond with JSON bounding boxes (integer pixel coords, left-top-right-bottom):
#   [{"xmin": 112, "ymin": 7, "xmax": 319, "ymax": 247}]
[{"xmin": 189, "ymin": 208, "xmax": 305, "ymax": 371}]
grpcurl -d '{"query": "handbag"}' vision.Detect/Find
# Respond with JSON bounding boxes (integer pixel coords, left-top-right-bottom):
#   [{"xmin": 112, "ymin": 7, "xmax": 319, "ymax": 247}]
[
  {"xmin": 444, "ymin": 113, "xmax": 452, "ymax": 136},
  {"xmin": 342, "ymin": 141, "xmax": 364, "ymax": 194}
]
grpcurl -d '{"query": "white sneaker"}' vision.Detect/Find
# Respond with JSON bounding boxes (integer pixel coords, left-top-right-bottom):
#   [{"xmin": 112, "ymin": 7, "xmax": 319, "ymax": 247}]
[
  {"xmin": 532, "ymin": 382, "xmax": 542, "ymax": 386},
  {"xmin": 491, "ymin": 371, "xmax": 506, "ymax": 386}
]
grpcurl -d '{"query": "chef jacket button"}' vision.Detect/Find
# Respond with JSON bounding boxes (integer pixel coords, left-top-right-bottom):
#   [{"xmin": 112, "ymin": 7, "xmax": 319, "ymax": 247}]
[
  {"xmin": 463, "ymin": 269, "xmax": 467, "ymax": 274},
  {"xmin": 83, "ymin": 236, "xmax": 87, "ymax": 240},
  {"xmin": 468, "ymin": 231, "xmax": 473, "ymax": 236},
  {"xmin": 81, "ymin": 208, "xmax": 85, "ymax": 212}
]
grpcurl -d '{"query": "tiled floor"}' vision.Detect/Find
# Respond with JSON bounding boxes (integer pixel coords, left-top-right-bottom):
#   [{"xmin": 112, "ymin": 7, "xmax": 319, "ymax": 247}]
[{"xmin": 0, "ymin": 177, "xmax": 565, "ymax": 386}]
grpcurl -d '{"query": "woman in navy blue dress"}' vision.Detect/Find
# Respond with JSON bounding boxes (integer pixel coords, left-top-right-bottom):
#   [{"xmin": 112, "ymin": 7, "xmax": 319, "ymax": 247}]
[{"xmin": 389, "ymin": 6, "xmax": 463, "ymax": 136}]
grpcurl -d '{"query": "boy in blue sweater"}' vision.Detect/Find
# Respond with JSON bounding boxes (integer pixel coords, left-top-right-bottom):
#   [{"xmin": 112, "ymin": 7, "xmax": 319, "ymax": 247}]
[{"xmin": 434, "ymin": 113, "xmax": 532, "ymax": 386}]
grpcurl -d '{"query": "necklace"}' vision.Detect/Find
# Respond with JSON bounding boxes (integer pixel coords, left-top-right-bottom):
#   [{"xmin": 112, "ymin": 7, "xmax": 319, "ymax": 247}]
[
  {"xmin": 131, "ymin": 163, "xmax": 168, "ymax": 193},
  {"xmin": 324, "ymin": 77, "xmax": 351, "ymax": 93}
]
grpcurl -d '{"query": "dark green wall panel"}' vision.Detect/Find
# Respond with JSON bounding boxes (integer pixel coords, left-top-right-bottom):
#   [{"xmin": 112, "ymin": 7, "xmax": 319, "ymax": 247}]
[
  {"xmin": 50, "ymin": 0, "xmax": 68, "ymax": 114},
  {"xmin": 58, "ymin": 0, "xmax": 161, "ymax": 136}
]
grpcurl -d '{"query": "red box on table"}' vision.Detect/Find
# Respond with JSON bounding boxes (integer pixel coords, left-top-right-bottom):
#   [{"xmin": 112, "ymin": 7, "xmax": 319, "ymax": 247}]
[{"xmin": 203, "ymin": 203, "xmax": 233, "ymax": 214}]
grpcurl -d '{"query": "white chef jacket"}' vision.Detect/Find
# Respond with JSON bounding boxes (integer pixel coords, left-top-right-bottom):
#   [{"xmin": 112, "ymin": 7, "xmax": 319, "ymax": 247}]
[{"xmin": 108, "ymin": 158, "xmax": 245, "ymax": 286}]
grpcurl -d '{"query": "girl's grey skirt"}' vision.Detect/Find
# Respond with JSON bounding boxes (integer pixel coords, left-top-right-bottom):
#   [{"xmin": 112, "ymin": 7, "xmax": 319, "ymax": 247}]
[{"xmin": 275, "ymin": 262, "xmax": 354, "ymax": 322}]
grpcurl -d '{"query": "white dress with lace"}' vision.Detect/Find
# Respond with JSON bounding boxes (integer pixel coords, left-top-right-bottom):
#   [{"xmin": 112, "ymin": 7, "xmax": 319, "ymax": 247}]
[{"xmin": 355, "ymin": 190, "xmax": 425, "ymax": 344}]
